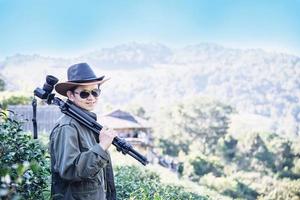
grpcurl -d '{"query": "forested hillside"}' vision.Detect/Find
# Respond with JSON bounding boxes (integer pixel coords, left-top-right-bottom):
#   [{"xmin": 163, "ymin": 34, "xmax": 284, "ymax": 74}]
[{"xmin": 1, "ymin": 43, "xmax": 300, "ymax": 136}]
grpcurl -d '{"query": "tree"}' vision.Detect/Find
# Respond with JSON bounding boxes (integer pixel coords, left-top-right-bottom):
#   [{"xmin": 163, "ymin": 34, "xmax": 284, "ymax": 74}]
[
  {"xmin": 153, "ymin": 96, "xmax": 233, "ymax": 156},
  {"xmin": 237, "ymin": 133, "xmax": 275, "ymax": 173},
  {"xmin": 217, "ymin": 134, "xmax": 238, "ymax": 162}
]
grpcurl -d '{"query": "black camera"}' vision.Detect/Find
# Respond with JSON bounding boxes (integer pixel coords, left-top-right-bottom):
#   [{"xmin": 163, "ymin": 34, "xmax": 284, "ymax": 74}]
[{"xmin": 34, "ymin": 75, "xmax": 59, "ymax": 99}]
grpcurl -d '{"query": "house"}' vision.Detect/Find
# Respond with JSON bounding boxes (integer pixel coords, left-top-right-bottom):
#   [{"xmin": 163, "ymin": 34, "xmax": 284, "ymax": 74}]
[{"xmin": 98, "ymin": 109, "xmax": 154, "ymax": 160}]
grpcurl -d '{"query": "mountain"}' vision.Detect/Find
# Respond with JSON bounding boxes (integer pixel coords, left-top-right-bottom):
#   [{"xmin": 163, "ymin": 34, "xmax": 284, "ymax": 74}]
[
  {"xmin": 1, "ymin": 43, "xmax": 300, "ymax": 136},
  {"xmin": 79, "ymin": 42, "xmax": 173, "ymax": 69}
]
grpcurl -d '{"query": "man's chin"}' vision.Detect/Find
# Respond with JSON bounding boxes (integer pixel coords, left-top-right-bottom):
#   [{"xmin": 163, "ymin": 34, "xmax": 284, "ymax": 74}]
[
  {"xmin": 82, "ymin": 105, "xmax": 94, "ymax": 111},
  {"xmin": 86, "ymin": 107, "xmax": 94, "ymax": 111}
]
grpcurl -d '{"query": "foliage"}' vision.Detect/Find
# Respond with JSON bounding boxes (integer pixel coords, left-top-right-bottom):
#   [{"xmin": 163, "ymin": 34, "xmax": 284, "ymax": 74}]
[
  {"xmin": 158, "ymin": 139, "xmax": 185, "ymax": 157},
  {"xmin": 257, "ymin": 179, "xmax": 300, "ymax": 200},
  {"xmin": 200, "ymin": 174, "xmax": 259, "ymax": 200},
  {"xmin": 153, "ymin": 96, "xmax": 233, "ymax": 157},
  {"xmin": 222, "ymin": 181, "xmax": 259, "ymax": 200},
  {"xmin": 114, "ymin": 165, "xmax": 208, "ymax": 200},
  {"xmin": 268, "ymin": 137, "xmax": 295, "ymax": 173},
  {"xmin": 216, "ymin": 134, "xmax": 238, "ymax": 162},
  {"xmin": 237, "ymin": 132, "xmax": 300, "ymax": 177},
  {"xmin": 0, "ymin": 95, "xmax": 32, "ymax": 109},
  {"xmin": 151, "ymin": 95, "xmax": 300, "ymax": 200},
  {"xmin": 0, "ymin": 112, "xmax": 50, "ymax": 200},
  {"xmin": 189, "ymin": 156, "xmax": 223, "ymax": 178},
  {"xmin": 238, "ymin": 134, "xmax": 276, "ymax": 173}
]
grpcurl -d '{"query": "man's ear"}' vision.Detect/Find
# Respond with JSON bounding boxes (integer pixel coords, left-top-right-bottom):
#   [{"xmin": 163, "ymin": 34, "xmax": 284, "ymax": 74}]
[{"xmin": 66, "ymin": 91, "xmax": 75, "ymax": 101}]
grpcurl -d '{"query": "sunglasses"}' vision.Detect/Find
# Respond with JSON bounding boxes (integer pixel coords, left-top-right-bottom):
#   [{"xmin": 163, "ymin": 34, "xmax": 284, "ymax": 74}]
[{"xmin": 74, "ymin": 89, "xmax": 101, "ymax": 99}]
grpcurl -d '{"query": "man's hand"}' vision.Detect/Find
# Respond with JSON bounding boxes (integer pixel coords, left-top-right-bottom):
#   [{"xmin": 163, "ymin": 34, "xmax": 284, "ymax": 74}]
[{"xmin": 99, "ymin": 127, "xmax": 117, "ymax": 150}]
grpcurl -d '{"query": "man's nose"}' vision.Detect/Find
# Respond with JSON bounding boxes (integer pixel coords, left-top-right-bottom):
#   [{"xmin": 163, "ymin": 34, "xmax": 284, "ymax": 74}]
[{"xmin": 86, "ymin": 93, "xmax": 96, "ymax": 100}]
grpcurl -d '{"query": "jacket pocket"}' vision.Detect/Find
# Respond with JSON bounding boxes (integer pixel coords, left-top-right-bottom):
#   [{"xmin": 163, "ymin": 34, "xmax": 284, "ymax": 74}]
[
  {"xmin": 71, "ymin": 189, "xmax": 105, "ymax": 200},
  {"xmin": 69, "ymin": 178, "xmax": 105, "ymax": 200}
]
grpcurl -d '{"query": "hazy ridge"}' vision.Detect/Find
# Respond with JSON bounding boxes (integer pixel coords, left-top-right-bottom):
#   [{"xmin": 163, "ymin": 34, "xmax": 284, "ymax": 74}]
[{"xmin": 1, "ymin": 42, "xmax": 300, "ymax": 136}]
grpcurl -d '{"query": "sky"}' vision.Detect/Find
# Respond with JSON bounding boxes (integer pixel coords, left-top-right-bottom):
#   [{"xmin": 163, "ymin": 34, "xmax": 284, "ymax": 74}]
[{"xmin": 0, "ymin": 0, "xmax": 300, "ymax": 59}]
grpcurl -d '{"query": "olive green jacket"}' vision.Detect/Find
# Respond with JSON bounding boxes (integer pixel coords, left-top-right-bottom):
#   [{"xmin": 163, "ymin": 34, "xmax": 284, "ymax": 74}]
[{"xmin": 50, "ymin": 111, "xmax": 116, "ymax": 200}]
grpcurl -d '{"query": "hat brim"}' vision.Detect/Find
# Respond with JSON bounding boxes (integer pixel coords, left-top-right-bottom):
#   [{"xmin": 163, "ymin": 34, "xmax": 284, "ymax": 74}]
[{"xmin": 55, "ymin": 77, "xmax": 110, "ymax": 97}]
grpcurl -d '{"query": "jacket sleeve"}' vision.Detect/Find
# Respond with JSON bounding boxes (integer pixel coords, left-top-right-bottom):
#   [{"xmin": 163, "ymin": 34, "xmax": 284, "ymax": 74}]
[{"xmin": 52, "ymin": 124, "xmax": 109, "ymax": 181}]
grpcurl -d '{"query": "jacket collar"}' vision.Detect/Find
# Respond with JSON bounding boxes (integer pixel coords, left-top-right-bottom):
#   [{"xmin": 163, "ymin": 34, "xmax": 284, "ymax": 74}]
[{"xmin": 66, "ymin": 100, "xmax": 97, "ymax": 121}]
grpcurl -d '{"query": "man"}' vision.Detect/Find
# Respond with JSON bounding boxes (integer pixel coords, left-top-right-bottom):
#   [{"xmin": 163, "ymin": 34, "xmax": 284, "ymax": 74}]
[{"xmin": 50, "ymin": 63, "xmax": 117, "ymax": 200}]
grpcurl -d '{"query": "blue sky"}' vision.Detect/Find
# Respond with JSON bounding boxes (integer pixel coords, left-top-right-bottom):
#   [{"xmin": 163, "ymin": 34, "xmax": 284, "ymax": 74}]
[{"xmin": 0, "ymin": 0, "xmax": 299, "ymax": 59}]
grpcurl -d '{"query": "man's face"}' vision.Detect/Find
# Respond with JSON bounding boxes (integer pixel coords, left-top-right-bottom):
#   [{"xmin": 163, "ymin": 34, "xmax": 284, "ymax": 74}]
[{"xmin": 67, "ymin": 84, "xmax": 100, "ymax": 111}]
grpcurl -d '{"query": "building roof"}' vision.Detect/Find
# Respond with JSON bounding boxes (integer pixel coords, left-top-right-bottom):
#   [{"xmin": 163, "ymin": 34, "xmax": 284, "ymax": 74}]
[{"xmin": 98, "ymin": 109, "xmax": 152, "ymax": 129}]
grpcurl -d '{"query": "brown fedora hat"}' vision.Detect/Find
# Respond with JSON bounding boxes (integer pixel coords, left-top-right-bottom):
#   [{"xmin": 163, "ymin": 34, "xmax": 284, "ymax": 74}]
[{"xmin": 55, "ymin": 63, "xmax": 109, "ymax": 96}]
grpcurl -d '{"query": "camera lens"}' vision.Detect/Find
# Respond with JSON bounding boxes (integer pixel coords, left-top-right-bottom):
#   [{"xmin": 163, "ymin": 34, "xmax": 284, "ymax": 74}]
[
  {"xmin": 42, "ymin": 75, "xmax": 59, "ymax": 95},
  {"xmin": 46, "ymin": 75, "xmax": 59, "ymax": 86}
]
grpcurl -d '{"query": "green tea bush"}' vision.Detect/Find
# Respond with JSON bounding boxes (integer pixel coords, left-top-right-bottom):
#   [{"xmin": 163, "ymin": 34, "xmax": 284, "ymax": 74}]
[
  {"xmin": 114, "ymin": 165, "xmax": 208, "ymax": 200},
  {"xmin": 0, "ymin": 112, "xmax": 50, "ymax": 200}
]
